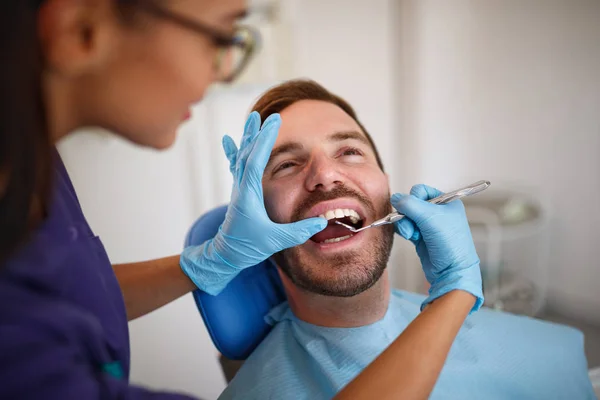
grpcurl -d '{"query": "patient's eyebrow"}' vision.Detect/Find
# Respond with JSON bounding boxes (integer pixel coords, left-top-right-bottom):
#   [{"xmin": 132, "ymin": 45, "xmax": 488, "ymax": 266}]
[
  {"xmin": 267, "ymin": 142, "xmax": 304, "ymax": 167},
  {"xmin": 328, "ymin": 131, "xmax": 370, "ymax": 145}
]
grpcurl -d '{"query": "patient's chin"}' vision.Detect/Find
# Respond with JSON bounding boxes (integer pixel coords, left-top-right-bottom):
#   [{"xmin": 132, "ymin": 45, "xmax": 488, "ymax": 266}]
[
  {"xmin": 274, "ymin": 226, "xmax": 394, "ymax": 297},
  {"xmin": 275, "ymin": 191, "xmax": 394, "ymax": 296},
  {"xmin": 306, "ymin": 265, "xmax": 385, "ymax": 297}
]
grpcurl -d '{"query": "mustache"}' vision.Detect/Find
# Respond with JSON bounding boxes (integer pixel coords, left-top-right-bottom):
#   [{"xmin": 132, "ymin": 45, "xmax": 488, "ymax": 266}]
[{"xmin": 291, "ymin": 185, "xmax": 376, "ymax": 222}]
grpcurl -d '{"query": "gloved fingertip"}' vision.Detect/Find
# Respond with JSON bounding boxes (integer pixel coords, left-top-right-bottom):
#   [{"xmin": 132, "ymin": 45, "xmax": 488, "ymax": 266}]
[
  {"xmin": 283, "ymin": 218, "xmax": 327, "ymax": 244},
  {"xmin": 306, "ymin": 217, "xmax": 328, "ymax": 232},
  {"xmin": 243, "ymin": 116, "xmax": 281, "ymax": 176},
  {"xmin": 318, "ymin": 217, "xmax": 328, "ymax": 229},
  {"xmin": 222, "ymin": 134, "xmax": 235, "ymax": 148},
  {"xmin": 262, "ymin": 113, "xmax": 282, "ymax": 129},
  {"xmin": 411, "ymin": 230, "xmax": 421, "ymax": 242},
  {"xmin": 246, "ymin": 111, "xmax": 261, "ymax": 129},
  {"xmin": 390, "ymin": 193, "xmax": 406, "ymax": 205},
  {"xmin": 242, "ymin": 112, "xmax": 261, "ymax": 145},
  {"xmin": 395, "ymin": 218, "xmax": 414, "ymax": 240},
  {"xmin": 410, "ymin": 184, "xmax": 444, "ymax": 200},
  {"xmin": 391, "ymin": 192, "xmax": 434, "ymax": 223},
  {"xmin": 222, "ymin": 135, "xmax": 237, "ymax": 159},
  {"xmin": 258, "ymin": 116, "xmax": 282, "ymax": 139},
  {"xmin": 313, "ymin": 217, "xmax": 329, "ymax": 232},
  {"xmin": 397, "ymin": 229, "xmax": 411, "ymax": 240},
  {"xmin": 409, "ymin": 184, "xmax": 429, "ymax": 200}
]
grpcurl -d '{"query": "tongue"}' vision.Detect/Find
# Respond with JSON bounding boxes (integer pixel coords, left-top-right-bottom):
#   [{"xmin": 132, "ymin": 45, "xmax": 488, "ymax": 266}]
[{"xmin": 311, "ymin": 222, "xmax": 354, "ymax": 243}]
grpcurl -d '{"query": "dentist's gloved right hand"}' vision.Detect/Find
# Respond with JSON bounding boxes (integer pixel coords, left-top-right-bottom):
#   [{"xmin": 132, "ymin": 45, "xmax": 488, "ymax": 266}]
[
  {"xmin": 391, "ymin": 185, "xmax": 484, "ymax": 313},
  {"xmin": 180, "ymin": 112, "xmax": 327, "ymax": 295}
]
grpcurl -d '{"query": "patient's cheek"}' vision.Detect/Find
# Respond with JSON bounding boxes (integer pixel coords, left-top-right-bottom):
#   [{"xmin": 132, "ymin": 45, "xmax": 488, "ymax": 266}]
[
  {"xmin": 361, "ymin": 174, "xmax": 389, "ymax": 211},
  {"xmin": 263, "ymin": 189, "xmax": 286, "ymax": 223}
]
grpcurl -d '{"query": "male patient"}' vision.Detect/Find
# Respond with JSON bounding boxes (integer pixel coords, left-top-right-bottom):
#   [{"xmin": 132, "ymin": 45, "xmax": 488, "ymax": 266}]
[{"xmin": 219, "ymin": 80, "xmax": 595, "ymax": 400}]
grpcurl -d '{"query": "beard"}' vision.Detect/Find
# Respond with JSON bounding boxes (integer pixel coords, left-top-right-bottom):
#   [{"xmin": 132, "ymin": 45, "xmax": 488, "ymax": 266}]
[{"xmin": 273, "ymin": 185, "xmax": 395, "ymax": 297}]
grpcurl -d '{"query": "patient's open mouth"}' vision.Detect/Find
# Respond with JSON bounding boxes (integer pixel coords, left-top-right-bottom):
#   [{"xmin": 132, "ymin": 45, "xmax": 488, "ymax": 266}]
[{"xmin": 310, "ymin": 208, "xmax": 364, "ymax": 244}]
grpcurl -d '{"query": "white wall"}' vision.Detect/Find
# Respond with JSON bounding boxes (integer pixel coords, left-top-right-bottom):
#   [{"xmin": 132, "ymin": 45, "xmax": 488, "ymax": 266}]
[
  {"xmin": 393, "ymin": 0, "xmax": 600, "ymax": 323},
  {"xmin": 287, "ymin": 0, "xmax": 396, "ymax": 166}
]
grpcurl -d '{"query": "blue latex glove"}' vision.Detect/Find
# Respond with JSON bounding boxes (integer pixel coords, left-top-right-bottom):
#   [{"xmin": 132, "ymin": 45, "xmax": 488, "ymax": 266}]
[
  {"xmin": 391, "ymin": 185, "xmax": 484, "ymax": 312},
  {"xmin": 181, "ymin": 112, "xmax": 327, "ymax": 295}
]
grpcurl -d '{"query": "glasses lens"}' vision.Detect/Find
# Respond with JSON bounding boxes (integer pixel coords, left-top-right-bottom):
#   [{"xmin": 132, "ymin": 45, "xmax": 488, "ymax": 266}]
[
  {"xmin": 217, "ymin": 27, "xmax": 258, "ymax": 82},
  {"xmin": 218, "ymin": 46, "xmax": 245, "ymax": 82}
]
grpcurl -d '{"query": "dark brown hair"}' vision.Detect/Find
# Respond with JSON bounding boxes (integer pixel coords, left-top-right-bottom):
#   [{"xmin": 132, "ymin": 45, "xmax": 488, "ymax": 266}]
[
  {"xmin": 0, "ymin": 1, "xmax": 153, "ymax": 265},
  {"xmin": 251, "ymin": 79, "xmax": 385, "ymax": 171},
  {"xmin": 0, "ymin": 2, "xmax": 51, "ymax": 265}
]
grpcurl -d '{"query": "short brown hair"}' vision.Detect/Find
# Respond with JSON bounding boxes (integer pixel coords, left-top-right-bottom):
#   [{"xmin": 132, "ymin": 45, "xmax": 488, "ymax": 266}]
[{"xmin": 251, "ymin": 80, "xmax": 385, "ymax": 171}]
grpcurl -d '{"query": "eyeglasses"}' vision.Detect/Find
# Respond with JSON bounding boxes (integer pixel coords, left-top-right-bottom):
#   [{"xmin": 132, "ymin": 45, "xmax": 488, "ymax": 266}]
[{"xmin": 136, "ymin": 3, "xmax": 260, "ymax": 83}]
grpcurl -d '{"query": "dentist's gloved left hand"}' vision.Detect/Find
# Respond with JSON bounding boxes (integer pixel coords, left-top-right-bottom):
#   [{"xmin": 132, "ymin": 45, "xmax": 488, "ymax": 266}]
[{"xmin": 180, "ymin": 112, "xmax": 327, "ymax": 295}]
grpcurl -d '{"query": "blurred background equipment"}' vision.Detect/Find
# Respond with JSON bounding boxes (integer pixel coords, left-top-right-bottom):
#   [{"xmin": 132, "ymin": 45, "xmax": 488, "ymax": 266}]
[
  {"xmin": 590, "ymin": 367, "xmax": 600, "ymax": 398},
  {"xmin": 463, "ymin": 184, "xmax": 549, "ymax": 317}
]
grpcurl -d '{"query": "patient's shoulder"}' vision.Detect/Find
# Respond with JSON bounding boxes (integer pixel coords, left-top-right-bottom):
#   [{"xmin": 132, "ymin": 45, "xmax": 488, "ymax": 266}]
[{"xmin": 469, "ymin": 307, "xmax": 587, "ymax": 365}]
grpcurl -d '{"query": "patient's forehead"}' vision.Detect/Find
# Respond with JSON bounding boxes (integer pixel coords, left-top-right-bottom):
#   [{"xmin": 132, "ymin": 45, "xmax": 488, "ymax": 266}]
[{"xmin": 276, "ymin": 100, "xmax": 366, "ymax": 144}]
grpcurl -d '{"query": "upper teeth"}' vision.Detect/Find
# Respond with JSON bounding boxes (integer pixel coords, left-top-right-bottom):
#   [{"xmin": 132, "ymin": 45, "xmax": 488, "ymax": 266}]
[{"xmin": 318, "ymin": 208, "xmax": 362, "ymax": 224}]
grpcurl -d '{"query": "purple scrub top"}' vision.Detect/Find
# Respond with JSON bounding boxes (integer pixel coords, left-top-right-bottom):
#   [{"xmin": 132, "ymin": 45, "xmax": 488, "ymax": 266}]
[{"xmin": 0, "ymin": 150, "xmax": 197, "ymax": 399}]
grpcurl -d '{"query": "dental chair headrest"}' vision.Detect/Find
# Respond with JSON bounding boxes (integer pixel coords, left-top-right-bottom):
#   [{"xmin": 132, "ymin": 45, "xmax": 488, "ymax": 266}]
[{"xmin": 184, "ymin": 205, "xmax": 286, "ymax": 360}]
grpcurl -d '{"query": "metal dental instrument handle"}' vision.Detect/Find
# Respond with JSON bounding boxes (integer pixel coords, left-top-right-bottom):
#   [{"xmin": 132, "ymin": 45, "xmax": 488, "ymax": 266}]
[{"xmin": 335, "ymin": 180, "xmax": 491, "ymax": 233}]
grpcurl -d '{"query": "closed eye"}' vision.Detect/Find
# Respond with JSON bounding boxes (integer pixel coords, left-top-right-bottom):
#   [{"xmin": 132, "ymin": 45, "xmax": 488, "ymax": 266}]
[
  {"xmin": 342, "ymin": 148, "xmax": 362, "ymax": 156},
  {"xmin": 339, "ymin": 147, "xmax": 364, "ymax": 158},
  {"xmin": 273, "ymin": 160, "xmax": 298, "ymax": 173}
]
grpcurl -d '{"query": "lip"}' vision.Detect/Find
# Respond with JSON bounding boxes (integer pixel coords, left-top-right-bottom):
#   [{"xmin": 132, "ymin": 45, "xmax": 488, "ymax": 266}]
[
  {"xmin": 182, "ymin": 110, "xmax": 192, "ymax": 121},
  {"xmin": 304, "ymin": 198, "xmax": 368, "ymax": 222}
]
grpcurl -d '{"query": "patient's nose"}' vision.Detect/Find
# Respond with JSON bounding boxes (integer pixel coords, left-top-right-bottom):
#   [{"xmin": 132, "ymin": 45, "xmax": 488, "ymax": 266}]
[{"xmin": 304, "ymin": 156, "xmax": 344, "ymax": 192}]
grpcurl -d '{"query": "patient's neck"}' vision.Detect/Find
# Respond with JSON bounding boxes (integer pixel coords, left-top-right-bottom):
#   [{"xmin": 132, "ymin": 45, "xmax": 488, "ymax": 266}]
[{"xmin": 278, "ymin": 270, "xmax": 391, "ymax": 328}]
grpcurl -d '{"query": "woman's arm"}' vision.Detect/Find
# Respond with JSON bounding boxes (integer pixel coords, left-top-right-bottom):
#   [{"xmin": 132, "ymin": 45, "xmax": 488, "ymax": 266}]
[
  {"xmin": 335, "ymin": 290, "xmax": 475, "ymax": 400},
  {"xmin": 113, "ymin": 256, "xmax": 196, "ymax": 321}
]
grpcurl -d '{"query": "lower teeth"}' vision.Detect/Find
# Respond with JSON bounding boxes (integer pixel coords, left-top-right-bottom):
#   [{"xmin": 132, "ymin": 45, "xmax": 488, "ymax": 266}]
[{"xmin": 322, "ymin": 235, "xmax": 353, "ymax": 244}]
